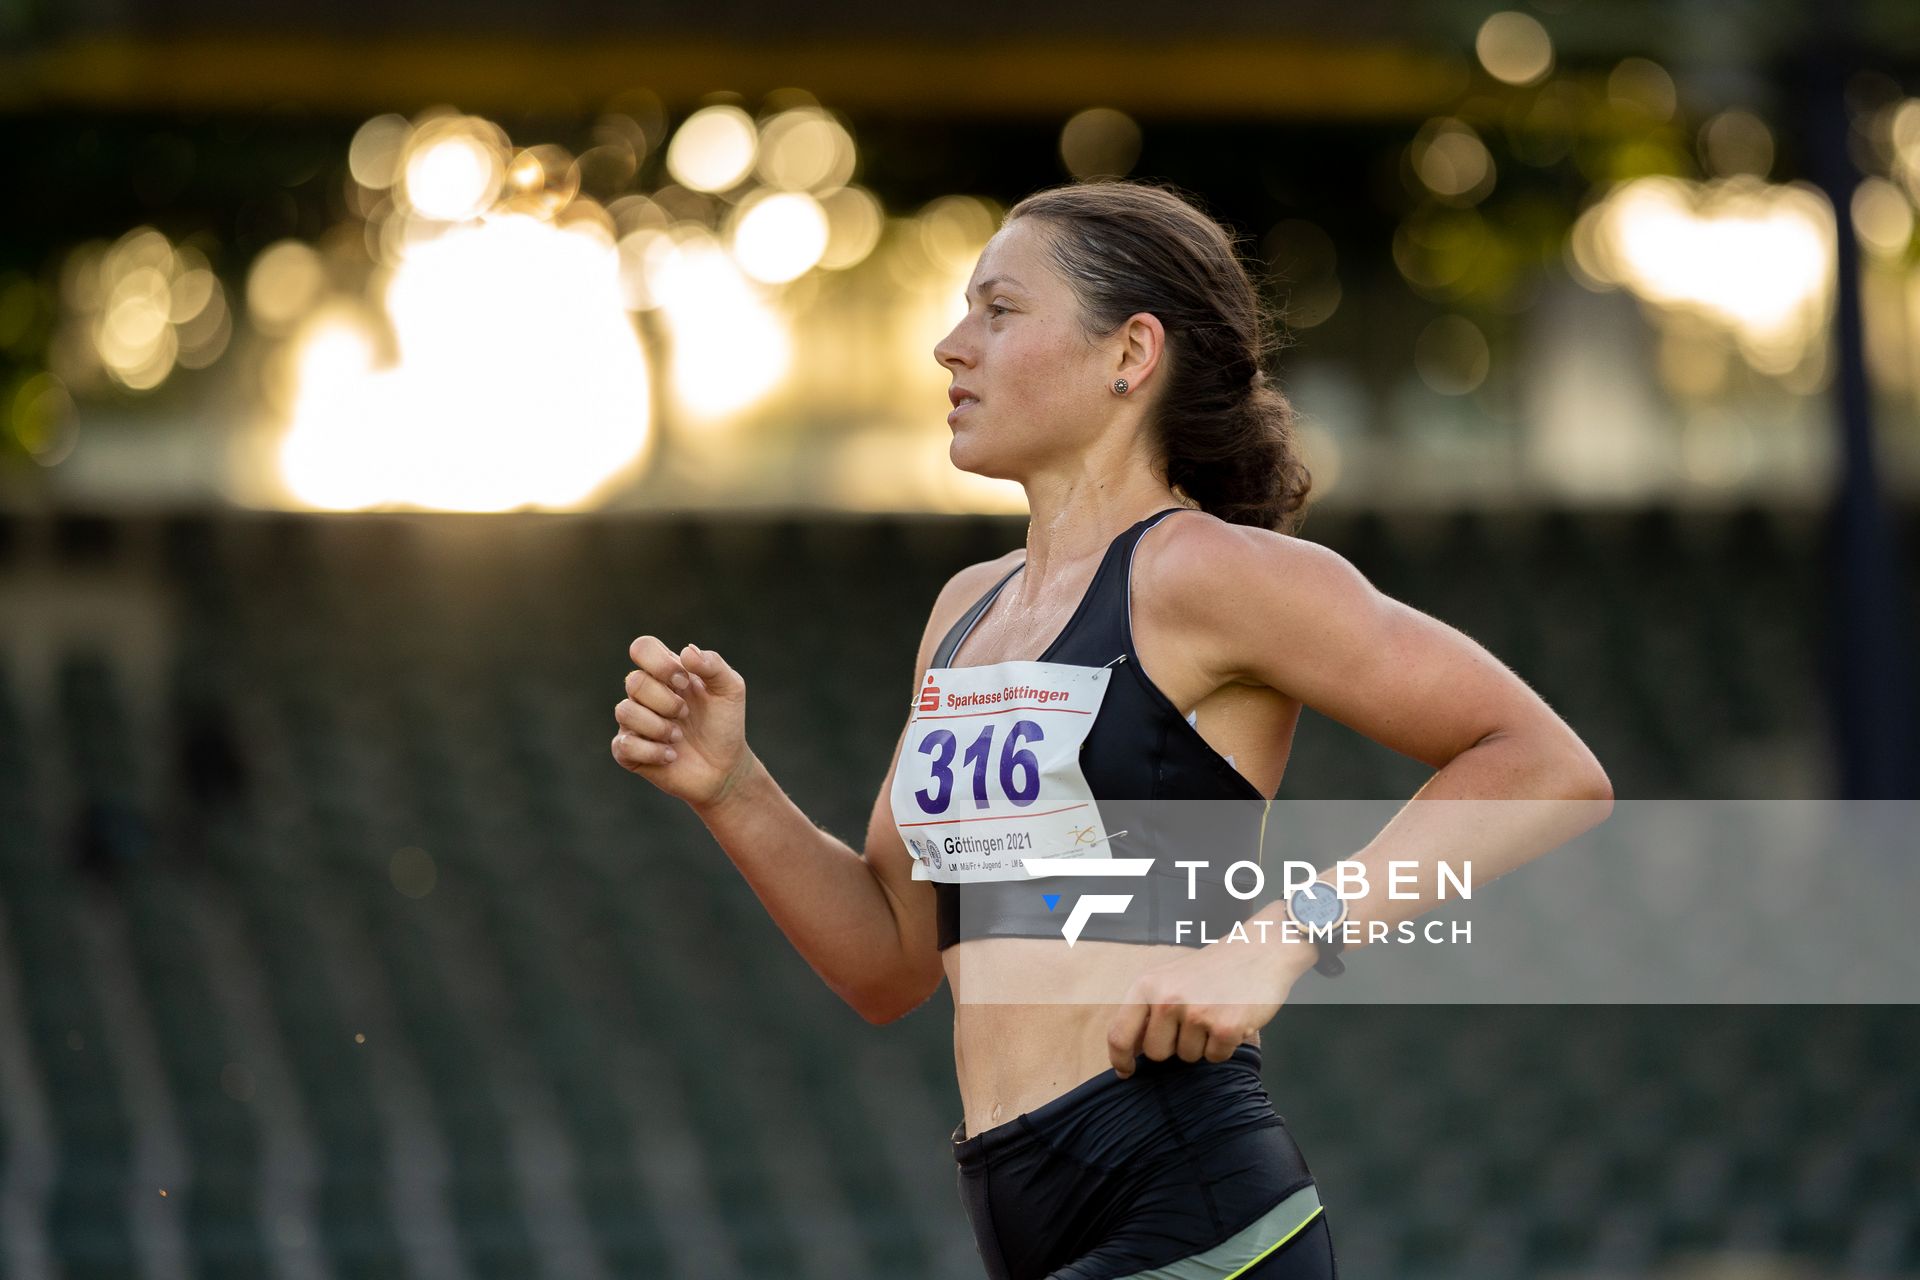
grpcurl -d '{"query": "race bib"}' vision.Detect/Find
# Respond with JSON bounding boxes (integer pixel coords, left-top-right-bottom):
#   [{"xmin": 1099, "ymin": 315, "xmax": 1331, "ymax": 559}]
[{"xmin": 891, "ymin": 660, "xmax": 1115, "ymax": 883}]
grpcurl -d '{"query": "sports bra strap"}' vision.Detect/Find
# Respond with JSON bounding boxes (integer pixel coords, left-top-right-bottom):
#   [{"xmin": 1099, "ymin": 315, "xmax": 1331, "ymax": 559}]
[
  {"xmin": 931, "ymin": 560, "xmax": 1024, "ymax": 668},
  {"xmin": 929, "ymin": 508, "xmax": 1191, "ymax": 669}
]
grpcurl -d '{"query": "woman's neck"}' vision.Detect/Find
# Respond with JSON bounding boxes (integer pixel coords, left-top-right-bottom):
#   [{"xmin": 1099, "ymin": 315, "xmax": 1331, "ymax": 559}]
[{"xmin": 1016, "ymin": 477, "xmax": 1188, "ymax": 589}]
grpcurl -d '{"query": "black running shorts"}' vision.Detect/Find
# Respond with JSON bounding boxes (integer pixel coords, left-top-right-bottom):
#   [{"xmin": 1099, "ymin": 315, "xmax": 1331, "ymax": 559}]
[{"xmin": 950, "ymin": 1045, "xmax": 1338, "ymax": 1279}]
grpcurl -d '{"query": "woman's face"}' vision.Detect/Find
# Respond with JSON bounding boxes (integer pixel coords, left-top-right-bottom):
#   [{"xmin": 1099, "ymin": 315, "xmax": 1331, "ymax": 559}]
[{"xmin": 933, "ymin": 218, "xmax": 1115, "ymax": 480}]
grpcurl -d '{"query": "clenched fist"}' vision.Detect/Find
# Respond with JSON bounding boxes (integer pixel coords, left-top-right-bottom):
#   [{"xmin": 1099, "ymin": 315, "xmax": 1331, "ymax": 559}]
[{"xmin": 613, "ymin": 635, "xmax": 754, "ymax": 809}]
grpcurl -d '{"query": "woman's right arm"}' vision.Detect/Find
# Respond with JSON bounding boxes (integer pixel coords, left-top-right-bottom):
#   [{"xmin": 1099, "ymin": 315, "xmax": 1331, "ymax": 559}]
[{"xmin": 613, "ymin": 558, "xmax": 1011, "ymax": 1024}]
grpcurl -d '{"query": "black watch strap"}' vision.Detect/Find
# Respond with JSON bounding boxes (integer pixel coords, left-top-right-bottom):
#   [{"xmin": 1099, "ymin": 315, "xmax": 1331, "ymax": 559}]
[{"xmin": 1311, "ymin": 933, "xmax": 1346, "ymax": 977}]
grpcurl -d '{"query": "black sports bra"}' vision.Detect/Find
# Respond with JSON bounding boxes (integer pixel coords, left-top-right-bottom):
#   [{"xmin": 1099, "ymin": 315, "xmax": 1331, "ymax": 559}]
[{"xmin": 926, "ymin": 507, "xmax": 1271, "ymax": 951}]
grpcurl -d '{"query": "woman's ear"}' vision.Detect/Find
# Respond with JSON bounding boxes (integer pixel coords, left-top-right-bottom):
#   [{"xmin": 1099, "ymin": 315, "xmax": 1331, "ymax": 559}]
[{"xmin": 1116, "ymin": 310, "xmax": 1166, "ymax": 390}]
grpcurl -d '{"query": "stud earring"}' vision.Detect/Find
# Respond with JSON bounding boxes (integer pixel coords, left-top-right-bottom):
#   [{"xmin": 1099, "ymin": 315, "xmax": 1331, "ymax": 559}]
[{"xmin": 1112, "ymin": 378, "xmax": 1129, "ymax": 395}]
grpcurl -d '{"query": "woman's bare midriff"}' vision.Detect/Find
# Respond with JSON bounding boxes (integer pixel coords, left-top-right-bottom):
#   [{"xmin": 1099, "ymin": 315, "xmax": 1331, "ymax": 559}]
[{"xmin": 945, "ymin": 936, "xmax": 1261, "ymax": 1140}]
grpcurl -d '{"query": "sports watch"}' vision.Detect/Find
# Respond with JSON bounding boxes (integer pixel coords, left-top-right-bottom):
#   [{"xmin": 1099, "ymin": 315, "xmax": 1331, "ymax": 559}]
[{"xmin": 1284, "ymin": 881, "xmax": 1349, "ymax": 977}]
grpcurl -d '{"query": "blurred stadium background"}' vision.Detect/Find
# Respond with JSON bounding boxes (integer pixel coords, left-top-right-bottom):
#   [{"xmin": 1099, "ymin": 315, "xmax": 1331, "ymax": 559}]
[{"xmin": 2, "ymin": 0, "xmax": 1920, "ymax": 1277}]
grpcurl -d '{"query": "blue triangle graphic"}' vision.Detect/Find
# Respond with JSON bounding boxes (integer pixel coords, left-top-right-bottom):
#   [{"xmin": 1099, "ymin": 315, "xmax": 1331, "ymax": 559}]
[{"xmin": 1042, "ymin": 894, "xmax": 1061, "ymax": 912}]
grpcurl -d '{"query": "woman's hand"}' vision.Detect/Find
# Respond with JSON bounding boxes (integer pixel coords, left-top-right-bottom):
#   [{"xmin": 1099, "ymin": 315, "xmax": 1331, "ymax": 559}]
[
  {"xmin": 1106, "ymin": 932, "xmax": 1318, "ymax": 1078},
  {"xmin": 613, "ymin": 635, "xmax": 755, "ymax": 809}
]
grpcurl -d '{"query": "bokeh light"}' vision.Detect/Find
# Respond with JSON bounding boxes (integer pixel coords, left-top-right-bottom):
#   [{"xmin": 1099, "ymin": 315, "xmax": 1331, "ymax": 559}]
[
  {"xmin": 1879, "ymin": 97, "xmax": 1920, "ymax": 204},
  {"xmin": 401, "ymin": 117, "xmax": 508, "ymax": 221},
  {"xmin": 500, "ymin": 144, "xmax": 581, "ymax": 220},
  {"xmin": 53, "ymin": 226, "xmax": 230, "ymax": 394},
  {"xmin": 9, "ymin": 371, "xmax": 78, "ymax": 466},
  {"xmin": 1700, "ymin": 109, "xmax": 1775, "ymax": 179},
  {"xmin": 1475, "ymin": 12, "xmax": 1554, "ymax": 88},
  {"xmin": 817, "ymin": 185, "xmax": 886, "ymax": 270},
  {"xmin": 1570, "ymin": 175, "xmax": 1834, "ymax": 376},
  {"xmin": 1393, "ymin": 206, "xmax": 1495, "ymax": 296},
  {"xmin": 730, "ymin": 191, "xmax": 831, "ymax": 284},
  {"xmin": 1060, "ymin": 108, "xmax": 1143, "ymax": 181},
  {"xmin": 47, "ymin": 99, "xmax": 929, "ymax": 508},
  {"xmin": 348, "ymin": 114, "xmax": 413, "ymax": 190},
  {"xmin": 1412, "ymin": 117, "xmax": 1496, "ymax": 205},
  {"xmin": 1853, "ymin": 177, "xmax": 1915, "ymax": 257},
  {"xmin": 247, "ymin": 240, "xmax": 327, "ymax": 334},
  {"xmin": 389, "ymin": 846, "xmax": 437, "ymax": 899},
  {"xmin": 1607, "ymin": 58, "xmax": 1678, "ymax": 122},
  {"xmin": 666, "ymin": 106, "xmax": 759, "ymax": 194},
  {"xmin": 45, "ymin": 78, "xmax": 1884, "ymax": 519},
  {"xmin": 756, "ymin": 106, "xmax": 856, "ymax": 192},
  {"xmin": 917, "ymin": 196, "xmax": 1000, "ymax": 277},
  {"xmin": 278, "ymin": 211, "xmax": 655, "ymax": 510}
]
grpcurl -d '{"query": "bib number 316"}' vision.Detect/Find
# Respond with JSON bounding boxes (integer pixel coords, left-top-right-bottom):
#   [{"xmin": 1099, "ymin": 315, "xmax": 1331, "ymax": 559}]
[
  {"xmin": 889, "ymin": 660, "xmax": 1112, "ymax": 883},
  {"xmin": 912, "ymin": 720, "xmax": 1043, "ymax": 814}
]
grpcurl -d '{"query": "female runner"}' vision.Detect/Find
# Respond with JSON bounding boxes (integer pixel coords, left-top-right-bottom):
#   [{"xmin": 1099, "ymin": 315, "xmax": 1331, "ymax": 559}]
[{"xmin": 613, "ymin": 180, "xmax": 1613, "ymax": 1278}]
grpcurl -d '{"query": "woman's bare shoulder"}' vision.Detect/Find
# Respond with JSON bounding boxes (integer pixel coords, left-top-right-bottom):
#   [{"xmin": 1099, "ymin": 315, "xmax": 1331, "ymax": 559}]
[
  {"xmin": 1132, "ymin": 511, "xmax": 1364, "ymax": 681},
  {"xmin": 1138, "ymin": 509, "xmax": 1336, "ymax": 595}
]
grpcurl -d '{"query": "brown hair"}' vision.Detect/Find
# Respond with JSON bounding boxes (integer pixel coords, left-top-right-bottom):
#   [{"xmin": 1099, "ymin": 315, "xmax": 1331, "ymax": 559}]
[{"xmin": 1006, "ymin": 179, "xmax": 1312, "ymax": 533}]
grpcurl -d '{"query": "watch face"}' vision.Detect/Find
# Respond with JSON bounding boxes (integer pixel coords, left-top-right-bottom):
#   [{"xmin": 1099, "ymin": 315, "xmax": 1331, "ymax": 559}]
[{"xmin": 1290, "ymin": 882, "xmax": 1345, "ymax": 929}]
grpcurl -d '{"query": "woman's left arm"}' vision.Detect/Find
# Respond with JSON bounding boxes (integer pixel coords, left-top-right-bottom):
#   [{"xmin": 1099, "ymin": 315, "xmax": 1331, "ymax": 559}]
[{"xmin": 1107, "ymin": 521, "xmax": 1614, "ymax": 1075}]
